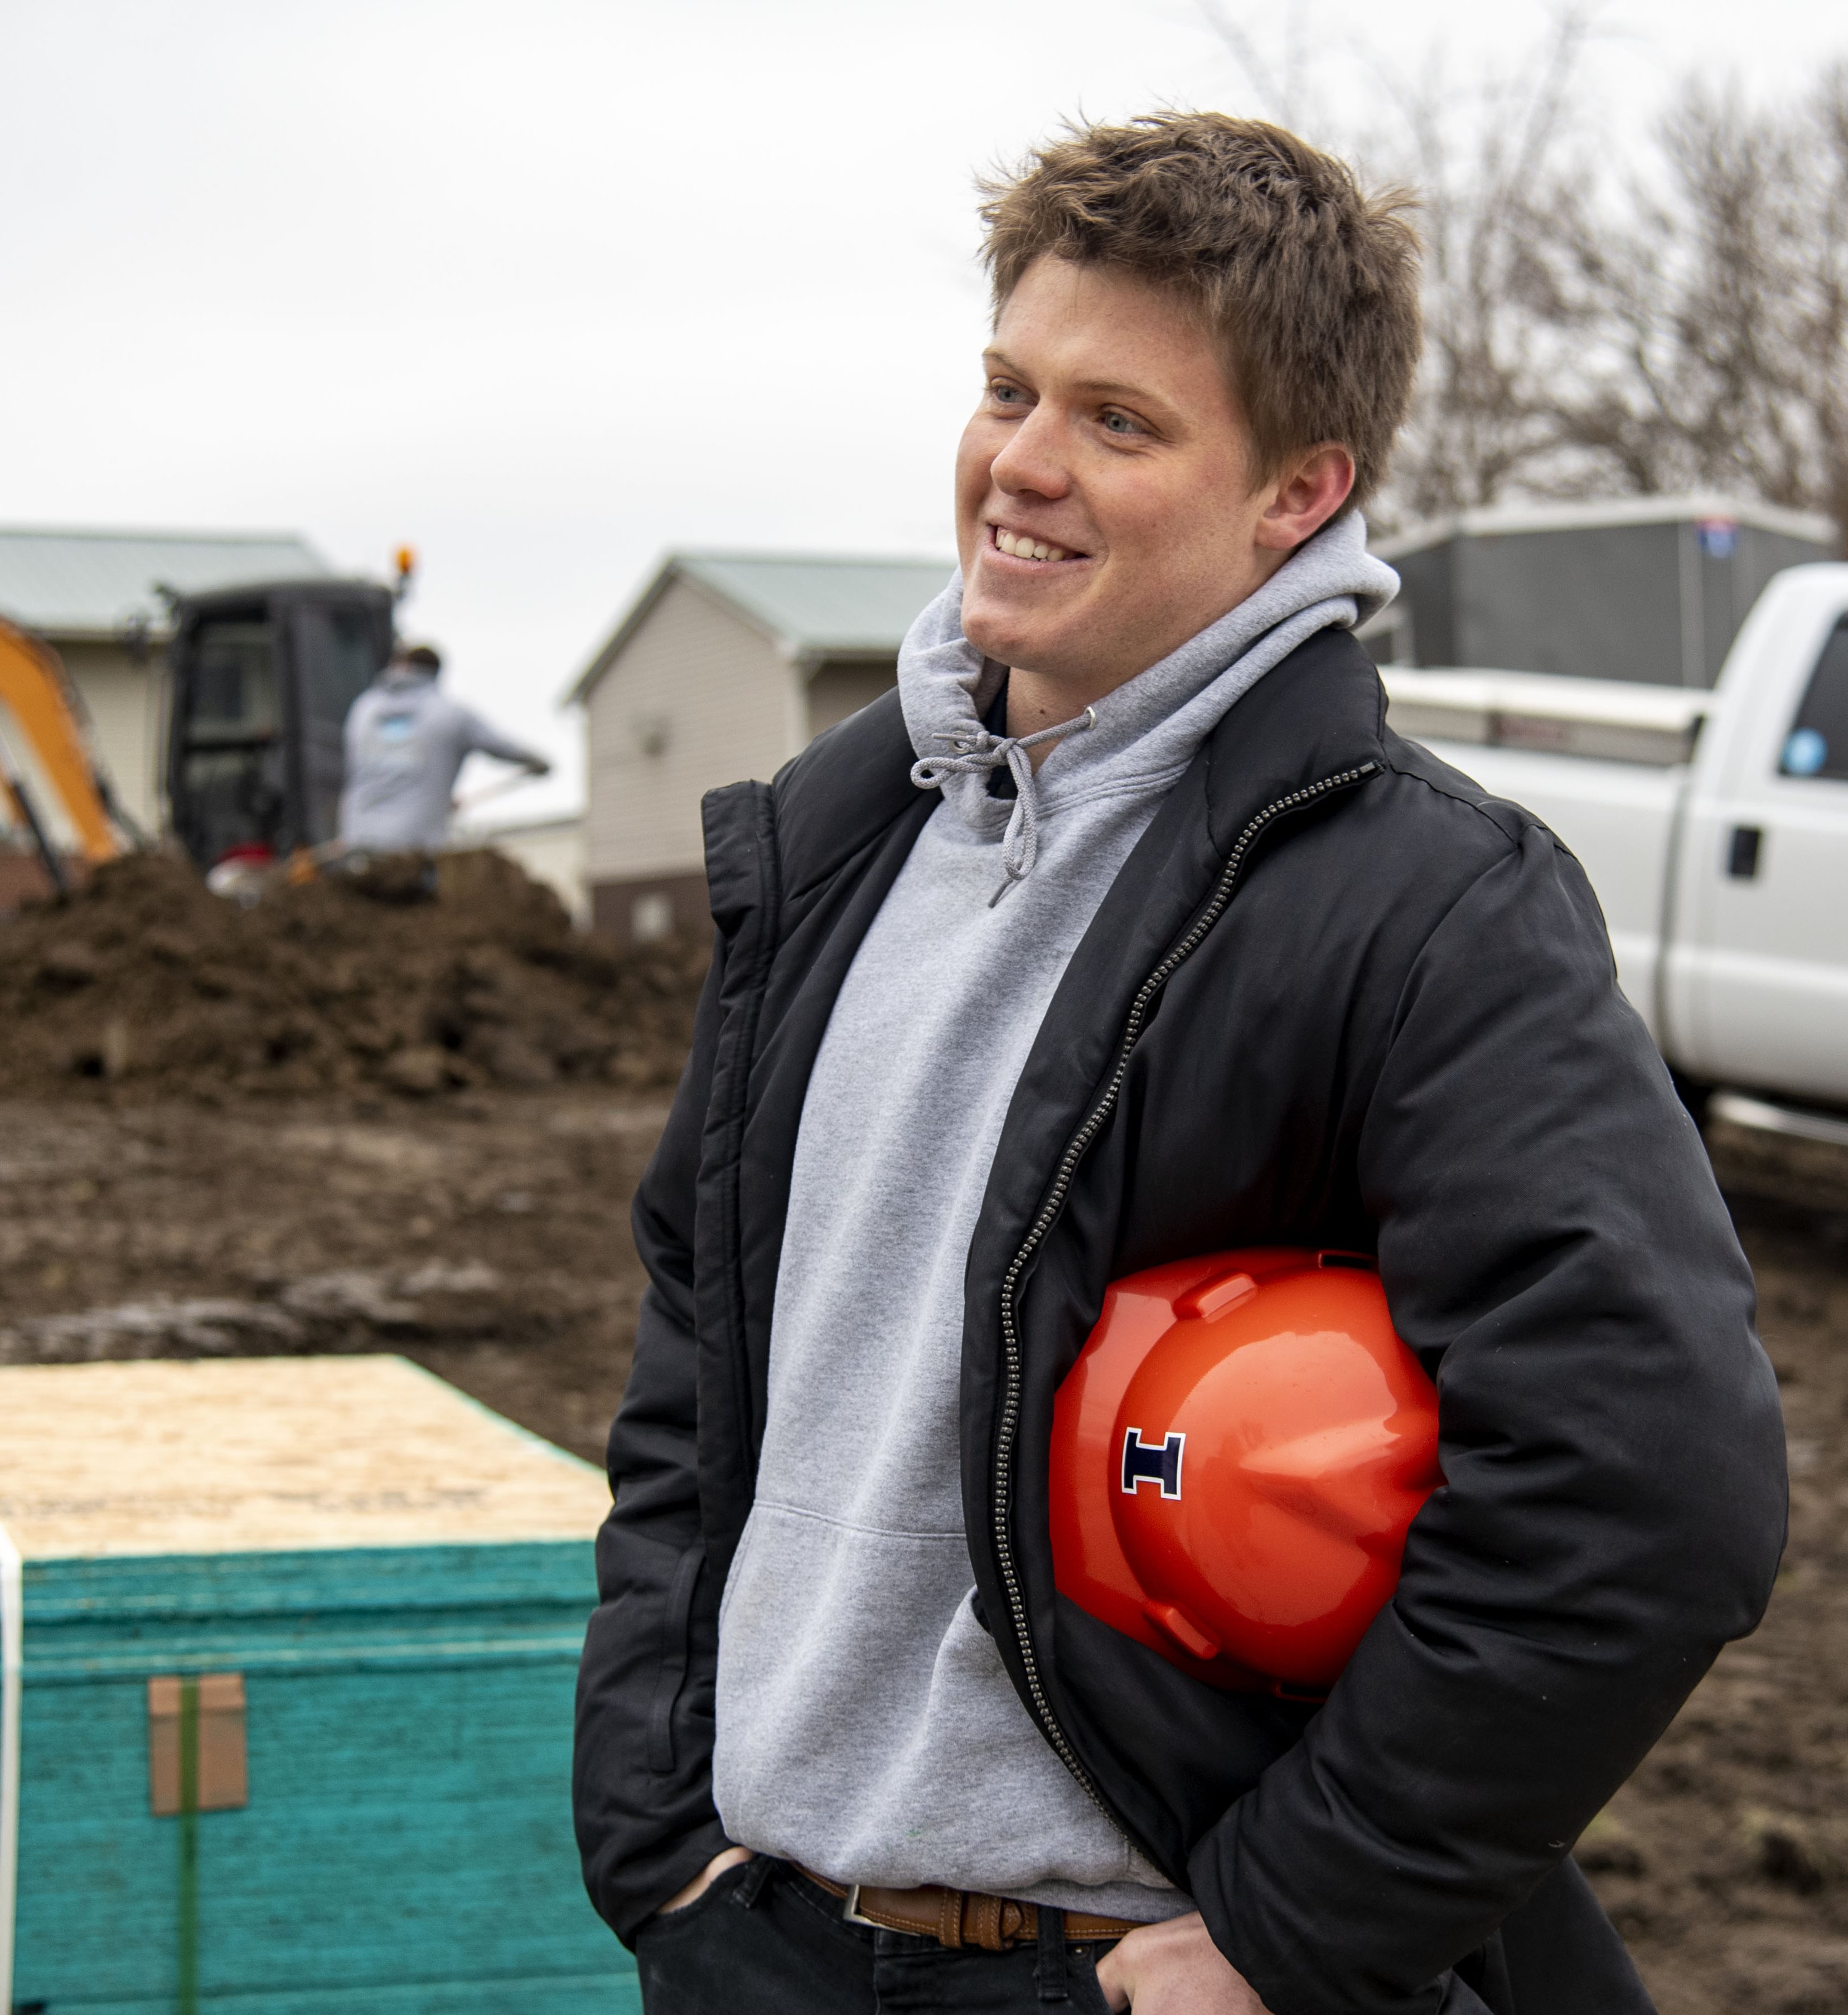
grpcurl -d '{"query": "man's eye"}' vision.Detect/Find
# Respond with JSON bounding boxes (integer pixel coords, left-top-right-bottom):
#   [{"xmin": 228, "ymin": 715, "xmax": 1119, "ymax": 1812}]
[
  {"xmin": 1101, "ymin": 410, "xmax": 1143, "ymax": 435},
  {"xmin": 990, "ymin": 381, "xmax": 1027, "ymax": 405}
]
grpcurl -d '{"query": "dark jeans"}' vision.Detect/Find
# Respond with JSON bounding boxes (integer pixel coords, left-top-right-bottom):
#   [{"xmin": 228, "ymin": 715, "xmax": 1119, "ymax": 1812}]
[{"xmin": 634, "ymin": 1859, "xmax": 1121, "ymax": 2013}]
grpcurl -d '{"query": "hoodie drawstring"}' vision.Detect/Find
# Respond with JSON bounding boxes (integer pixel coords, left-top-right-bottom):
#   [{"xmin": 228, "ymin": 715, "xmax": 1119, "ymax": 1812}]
[{"xmin": 910, "ymin": 705, "xmax": 1096, "ymax": 903}]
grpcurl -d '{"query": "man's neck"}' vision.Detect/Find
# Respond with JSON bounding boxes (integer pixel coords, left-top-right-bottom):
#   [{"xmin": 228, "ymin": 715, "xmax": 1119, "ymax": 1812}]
[{"xmin": 1004, "ymin": 663, "xmax": 1140, "ymax": 764}]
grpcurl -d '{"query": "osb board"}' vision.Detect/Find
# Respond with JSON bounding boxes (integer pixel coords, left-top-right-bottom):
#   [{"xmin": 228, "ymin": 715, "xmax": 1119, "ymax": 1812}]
[{"xmin": 0, "ymin": 1355, "xmax": 611, "ymax": 1559}]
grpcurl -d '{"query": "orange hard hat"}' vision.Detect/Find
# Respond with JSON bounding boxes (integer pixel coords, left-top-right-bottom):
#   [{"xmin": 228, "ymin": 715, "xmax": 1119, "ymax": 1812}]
[{"xmin": 1049, "ymin": 1248, "xmax": 1441, "ymax": 1696}]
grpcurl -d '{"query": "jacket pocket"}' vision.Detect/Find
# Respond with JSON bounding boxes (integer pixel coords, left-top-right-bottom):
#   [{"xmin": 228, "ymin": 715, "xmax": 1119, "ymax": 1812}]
[{"xmin": 647, "ymin": 1542, "xmax": 705, "ymax": 1774}]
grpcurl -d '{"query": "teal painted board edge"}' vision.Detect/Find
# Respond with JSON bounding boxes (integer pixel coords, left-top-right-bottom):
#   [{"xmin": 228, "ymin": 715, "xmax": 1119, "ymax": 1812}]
[
  {"xmin": 22, "ymin": 1965, "xmax": 640, "ymax": 2014},
  {"xmin": 24, "ymin": 1542, "xmax": 599, "ymax": 1683},
  {"xmin": 27, "ymin": 1539, "xmax": 599, "ymax": 1620}
]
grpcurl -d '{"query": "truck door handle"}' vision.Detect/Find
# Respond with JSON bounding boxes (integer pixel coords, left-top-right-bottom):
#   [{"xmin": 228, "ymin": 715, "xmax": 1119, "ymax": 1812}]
[{"xmin": 1727, "ymin": 826, "xmax": 1763, "ymax": 879}]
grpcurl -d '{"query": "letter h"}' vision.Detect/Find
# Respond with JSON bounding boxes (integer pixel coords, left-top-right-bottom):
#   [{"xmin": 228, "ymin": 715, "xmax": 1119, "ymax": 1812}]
[{"xmin": 1121, "ymin": 1427, "xmax": 1184, "ymax": 1500}]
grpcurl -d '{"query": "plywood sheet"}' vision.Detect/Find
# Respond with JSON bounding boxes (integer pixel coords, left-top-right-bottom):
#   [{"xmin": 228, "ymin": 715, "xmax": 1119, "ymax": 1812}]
[{"xmin": 0, "ymin": 1355, "xmax": 610, "ymax": 1558}]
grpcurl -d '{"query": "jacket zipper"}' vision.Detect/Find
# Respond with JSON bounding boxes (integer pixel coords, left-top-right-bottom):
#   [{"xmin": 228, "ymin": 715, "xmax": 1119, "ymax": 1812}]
[{"xmin": 990, "ymin": 761, "xmax": 1380, "ymax": 1818}]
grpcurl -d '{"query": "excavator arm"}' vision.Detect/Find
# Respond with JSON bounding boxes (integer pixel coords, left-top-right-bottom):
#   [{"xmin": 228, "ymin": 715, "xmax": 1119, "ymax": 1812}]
[{"xmin": 0, "ymin": 614, "xmax": 125, "ymax": 879}]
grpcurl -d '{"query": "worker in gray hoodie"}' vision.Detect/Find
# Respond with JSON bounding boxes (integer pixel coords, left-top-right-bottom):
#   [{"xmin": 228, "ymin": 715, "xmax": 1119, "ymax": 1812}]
[
  {"xmin": 573, "ymin": 114, "xmax": 1784, "ymax": 2015},
  {"xmin": 339, "ymin": 642, "xmax": 549, "ymax": 855}
]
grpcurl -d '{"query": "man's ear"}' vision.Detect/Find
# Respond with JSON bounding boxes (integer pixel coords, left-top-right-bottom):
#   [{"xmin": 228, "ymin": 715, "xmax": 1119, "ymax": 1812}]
[{"xmin": 1254, "ymin": 444, "xmax": 1357, "ymax": 551}]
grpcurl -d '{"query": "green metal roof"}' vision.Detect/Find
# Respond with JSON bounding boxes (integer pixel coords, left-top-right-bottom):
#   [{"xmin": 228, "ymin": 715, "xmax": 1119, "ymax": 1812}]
[
  {"xmin": 0, "ymin": 525, "xmax": 330, "ymax": 641},
  {"xmin": 678, "ymin": 551, "xmax": 953, "ymax": 653},
  {"xmin": 569, "ymin": 549, "xmax": 954, "ymax": 703}
]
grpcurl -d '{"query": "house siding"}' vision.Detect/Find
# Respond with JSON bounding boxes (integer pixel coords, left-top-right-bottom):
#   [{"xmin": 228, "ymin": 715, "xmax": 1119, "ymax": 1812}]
[
  {"xmin": 583, "ymin": 577, "xmax": 794, "ymax": 886},
  {"xmin": 471, "ymin": 815, "xmax": 588, "ymax": 925},
  {"xmin": 62, "ymin": 640, "xmax": 168, "ymax": 834},
  {"xmin": 806, "ymin": 657, "xmax": 896, "ymax": 738}
]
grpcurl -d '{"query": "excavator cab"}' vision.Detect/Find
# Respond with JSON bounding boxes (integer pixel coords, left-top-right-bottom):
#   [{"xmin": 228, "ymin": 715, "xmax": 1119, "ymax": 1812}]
[{"xmin": 167, "ymin": 580, "xmax": 394, "ymax": 871}]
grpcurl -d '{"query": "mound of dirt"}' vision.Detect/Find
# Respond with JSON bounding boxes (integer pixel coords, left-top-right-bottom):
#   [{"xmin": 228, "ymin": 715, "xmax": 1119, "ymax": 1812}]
[{"xmin": 0, "ymin": 850, "xmax": 708, "ymax": 1099}]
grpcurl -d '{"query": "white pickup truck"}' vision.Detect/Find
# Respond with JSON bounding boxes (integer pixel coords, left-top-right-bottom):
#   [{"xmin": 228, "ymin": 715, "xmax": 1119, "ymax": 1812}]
[{"xmin": 1382, "ymin": 563, "xmax": 1848, "ymax": 1129}]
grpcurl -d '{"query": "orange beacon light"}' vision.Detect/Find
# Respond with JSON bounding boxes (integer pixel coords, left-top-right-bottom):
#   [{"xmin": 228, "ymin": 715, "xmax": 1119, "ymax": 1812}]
[{"xmin": 1048, "ymin": 1249, "xmax": 1441, "ymax": 1695}]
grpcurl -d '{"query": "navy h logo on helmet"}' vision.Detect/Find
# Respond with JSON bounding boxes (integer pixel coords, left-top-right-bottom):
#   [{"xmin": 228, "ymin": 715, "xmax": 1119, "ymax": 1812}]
[{"xmin": 1121, "ymin": 1427, "xmax": 1184, "ymax": 1499}]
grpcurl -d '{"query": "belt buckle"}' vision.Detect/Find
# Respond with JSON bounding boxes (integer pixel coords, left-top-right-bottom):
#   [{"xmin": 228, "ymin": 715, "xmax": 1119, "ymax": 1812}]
[{"xmin": 841, "ymin": 1883, "xmax": 881, "ymax": 1930}]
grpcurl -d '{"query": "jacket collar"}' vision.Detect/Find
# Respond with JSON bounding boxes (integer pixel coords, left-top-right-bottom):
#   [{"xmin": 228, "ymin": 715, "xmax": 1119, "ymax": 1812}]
[
  {"xmin": 763, "ymin": 624, "xmax": 1387, "ymax": 915},
  {"xmin": 1196, "ymin": 623, "xmax": 1389, "ymax": 855}
]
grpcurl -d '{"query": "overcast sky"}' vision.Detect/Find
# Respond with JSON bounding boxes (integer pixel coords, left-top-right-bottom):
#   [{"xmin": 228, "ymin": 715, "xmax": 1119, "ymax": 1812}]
[{"xmin": 3, "ymin": 0, "xmax": 1842, "ymax": 816}]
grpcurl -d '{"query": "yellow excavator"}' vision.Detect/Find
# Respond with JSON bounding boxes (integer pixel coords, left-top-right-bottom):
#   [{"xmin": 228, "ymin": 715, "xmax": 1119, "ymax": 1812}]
[{"xmin": 0, "ymin": 613, "xmax": 141, "ymax": 895}]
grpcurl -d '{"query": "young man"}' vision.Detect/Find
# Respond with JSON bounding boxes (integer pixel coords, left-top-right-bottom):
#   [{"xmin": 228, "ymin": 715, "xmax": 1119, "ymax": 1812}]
[{"xmin": 574, "ymin": 115, "xmax": 1786, "ymax": 2014}]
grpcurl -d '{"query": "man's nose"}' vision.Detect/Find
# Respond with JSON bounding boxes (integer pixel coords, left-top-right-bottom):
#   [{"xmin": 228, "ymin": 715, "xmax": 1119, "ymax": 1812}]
[{"xmin": 989, "ymin": 405, "xmax": 1072, "ymax": 501}]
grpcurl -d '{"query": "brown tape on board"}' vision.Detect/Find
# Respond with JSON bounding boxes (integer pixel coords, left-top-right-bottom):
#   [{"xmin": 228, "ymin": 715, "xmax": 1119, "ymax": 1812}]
[{"xmin": 148, "ymin": 1672, "xmax": 248, "ymax": 1814}]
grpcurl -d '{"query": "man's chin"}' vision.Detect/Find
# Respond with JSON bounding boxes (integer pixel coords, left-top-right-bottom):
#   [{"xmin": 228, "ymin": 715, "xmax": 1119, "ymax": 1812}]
[{"xmin": 962, "ymin": 599, "xmax": 1089, "ymax": 680}]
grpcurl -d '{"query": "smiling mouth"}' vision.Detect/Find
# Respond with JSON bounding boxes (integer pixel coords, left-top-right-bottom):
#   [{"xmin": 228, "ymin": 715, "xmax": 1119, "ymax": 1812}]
[{"xmin": 990, "ymin": 523, "xmax": 1086, "ymax": 564}]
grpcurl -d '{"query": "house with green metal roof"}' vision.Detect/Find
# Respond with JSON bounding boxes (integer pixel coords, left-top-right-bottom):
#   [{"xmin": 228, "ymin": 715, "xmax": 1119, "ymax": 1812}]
[{"xmin": 569, "ymin": 550, "xmax": 951, "ymax": 942}]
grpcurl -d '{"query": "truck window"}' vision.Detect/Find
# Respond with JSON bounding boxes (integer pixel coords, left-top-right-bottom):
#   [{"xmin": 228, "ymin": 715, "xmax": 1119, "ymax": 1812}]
[{"xmin": 1782, "ymin": 618, "xmax": 1848, "ymax": 780}]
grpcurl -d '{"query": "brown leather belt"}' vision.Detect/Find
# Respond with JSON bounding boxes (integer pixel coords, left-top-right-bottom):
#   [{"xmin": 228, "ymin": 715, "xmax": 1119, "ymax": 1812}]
[{"xmin": 797, "ymin": 1866, "xmax": 1138, "ymax": 1951}]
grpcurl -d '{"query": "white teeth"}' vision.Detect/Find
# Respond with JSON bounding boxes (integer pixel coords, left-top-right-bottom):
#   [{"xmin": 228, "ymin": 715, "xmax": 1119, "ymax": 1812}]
[{"xmin": 993, "ymin": 528, "xmax": 1073, "ymax": 562}]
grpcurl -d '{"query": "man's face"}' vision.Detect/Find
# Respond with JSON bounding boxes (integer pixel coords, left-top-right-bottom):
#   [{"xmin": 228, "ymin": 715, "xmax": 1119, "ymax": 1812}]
[{"xmin": 955, "ymin": 255, "xmax": 1311, "ymax": 691}]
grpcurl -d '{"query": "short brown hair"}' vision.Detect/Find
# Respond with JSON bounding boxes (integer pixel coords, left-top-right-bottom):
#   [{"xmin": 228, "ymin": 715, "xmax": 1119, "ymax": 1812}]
[{"xmin": 979, "ymin": 113, "xmax": 1420, "ymax": 507}]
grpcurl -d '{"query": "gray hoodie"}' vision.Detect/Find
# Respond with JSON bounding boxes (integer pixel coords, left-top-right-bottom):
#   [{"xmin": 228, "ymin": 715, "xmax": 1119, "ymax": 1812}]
[
  {"xmin": 710, "ymin": 515, "xmax": 1398, "ymax": 1918},
  {"xmin": 340, "ymin": 669, "xmax": 545, "ymax": 854}
]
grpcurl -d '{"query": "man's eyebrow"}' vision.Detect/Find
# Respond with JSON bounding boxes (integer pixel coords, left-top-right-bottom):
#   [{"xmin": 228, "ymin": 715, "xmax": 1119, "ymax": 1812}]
[{"xmin": 1071, "ymin": 377, "xmax": 1168, "ymax": 404}]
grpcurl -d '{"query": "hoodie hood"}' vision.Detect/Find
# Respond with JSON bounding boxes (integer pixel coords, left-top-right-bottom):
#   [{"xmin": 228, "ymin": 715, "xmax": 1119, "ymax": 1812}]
[
  {"xmin": 380, "ymin": 665, "xmax": 439, "ymax": 691},
  {"xmin": 897, "ymin": 510, "xmax": 1398, "ymax": 893}
]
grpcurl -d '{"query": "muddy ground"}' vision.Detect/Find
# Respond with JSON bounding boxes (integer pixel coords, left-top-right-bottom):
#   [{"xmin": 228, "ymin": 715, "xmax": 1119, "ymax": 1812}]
[
  {"xmin": 0, "ymin": 850, "xmax": 706, "ymax": 1101},
  {"xmin": 0, "ymin": 1089, "xmax": 665, "ymax": 1466},
  {"xmin": 2, "ymin": 1089, "xmax": 1844, "ymax": 2012}
]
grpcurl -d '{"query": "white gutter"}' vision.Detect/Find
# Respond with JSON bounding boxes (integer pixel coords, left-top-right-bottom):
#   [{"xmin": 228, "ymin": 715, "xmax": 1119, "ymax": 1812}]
[{"xmin": 0, "ymin": 1523, "xmax": 20, "ymax": 2015}]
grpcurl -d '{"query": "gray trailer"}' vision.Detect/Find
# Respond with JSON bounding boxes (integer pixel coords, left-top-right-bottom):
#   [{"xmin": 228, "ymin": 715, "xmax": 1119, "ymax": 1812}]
[{"xmin": 1364, "ymin": 494, "xmax": 1835, "ymax": 688}]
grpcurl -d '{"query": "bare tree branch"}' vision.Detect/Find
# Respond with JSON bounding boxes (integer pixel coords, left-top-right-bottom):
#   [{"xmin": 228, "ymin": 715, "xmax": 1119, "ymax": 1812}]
[
  {"xmin": 1192, "ymin": 0, "xmax": 1322, "ymax": 135},
  {"xmin": 1543, "ymin": 66, "xmax": 1848, "ymax": 549},
  {"xmin": 1191, "ymin": 7, "xmax": 1848, "ymax": 546}
]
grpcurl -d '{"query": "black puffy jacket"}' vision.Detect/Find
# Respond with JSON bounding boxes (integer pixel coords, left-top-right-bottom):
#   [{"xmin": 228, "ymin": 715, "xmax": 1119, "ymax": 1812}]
[{"xmin": 573, "ymin": 627, "xmax": 1787, "ymax": 2015}]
